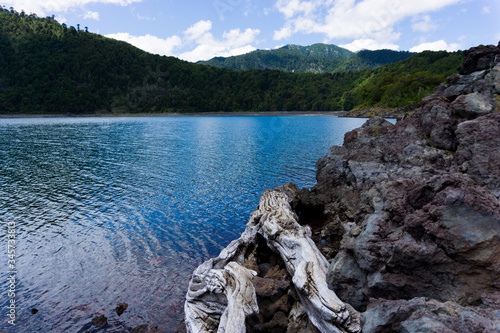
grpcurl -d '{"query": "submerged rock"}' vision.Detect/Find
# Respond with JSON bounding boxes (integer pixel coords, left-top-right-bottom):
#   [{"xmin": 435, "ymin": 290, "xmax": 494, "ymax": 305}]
[
  {"xmin": 90, "ymin": 314, "xmax": 107, "ymax": 328},
  {"xmin": 130, "ymin": 323, "xmax": 162, "ymax": 333},
  {"xmin": 115, "ymin": 303, "xmax": 128, "ymax": 316}
]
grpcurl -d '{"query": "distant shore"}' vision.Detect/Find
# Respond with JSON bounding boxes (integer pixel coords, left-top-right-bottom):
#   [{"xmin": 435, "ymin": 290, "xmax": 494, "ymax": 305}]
[{"xmin": 0, "ymin": 111, "xmax": 347, "ymax": 119}]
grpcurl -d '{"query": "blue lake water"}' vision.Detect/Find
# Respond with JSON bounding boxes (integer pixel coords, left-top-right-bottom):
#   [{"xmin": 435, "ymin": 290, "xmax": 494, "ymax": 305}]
[{"xmin": 0, "ymin": 115, "xmax": 366, "ymax": 332}]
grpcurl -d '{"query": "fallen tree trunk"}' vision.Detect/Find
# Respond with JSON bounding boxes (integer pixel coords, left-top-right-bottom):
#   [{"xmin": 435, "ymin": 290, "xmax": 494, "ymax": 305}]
[{"xmin": 184, "ymin": 186, "xmax": 360, "ymax": 333}]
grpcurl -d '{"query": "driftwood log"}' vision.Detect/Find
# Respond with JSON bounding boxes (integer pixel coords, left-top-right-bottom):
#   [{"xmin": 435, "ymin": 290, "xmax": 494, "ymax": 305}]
[{"xmin": 185, "ymin": 187, "xmax": 360, "ymax": 333}]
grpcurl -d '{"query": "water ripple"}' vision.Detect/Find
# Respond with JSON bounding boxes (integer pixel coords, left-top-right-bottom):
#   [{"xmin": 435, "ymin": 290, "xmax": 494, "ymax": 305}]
[{"xmin": 0, "ymin": 115, "xmax": 366, "ymax": 332}]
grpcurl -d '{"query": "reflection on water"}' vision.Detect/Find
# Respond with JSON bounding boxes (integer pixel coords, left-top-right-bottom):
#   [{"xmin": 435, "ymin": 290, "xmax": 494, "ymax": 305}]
[{"xmin": 0, "ymin": 116, "xmax": 366, "ymax": 332}]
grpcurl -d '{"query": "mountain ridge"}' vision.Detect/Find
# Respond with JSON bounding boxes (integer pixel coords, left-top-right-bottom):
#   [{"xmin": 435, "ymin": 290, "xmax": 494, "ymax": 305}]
[{"xmin": 198, "ymin": 43, "xmax": 414, "ymax": 73}]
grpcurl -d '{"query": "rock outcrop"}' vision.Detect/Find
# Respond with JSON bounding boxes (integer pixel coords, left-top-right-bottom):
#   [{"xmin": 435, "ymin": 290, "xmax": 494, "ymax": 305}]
[
  {"xmin": 340, "ymin": 104, "xmax": 421, "ymax": 120},
  {"xmin": 296, "ymin": 42, "xmax": 500, "ymax": 331},
  {"xmin": 183, "ymin": 42, "xmax": 500, "ymax": 332}
]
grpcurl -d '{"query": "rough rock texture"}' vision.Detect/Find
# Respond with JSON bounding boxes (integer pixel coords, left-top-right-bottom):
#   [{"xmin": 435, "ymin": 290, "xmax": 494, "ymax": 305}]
[
  {"xmin": 457, "ymin": 43, "xmax": 500, "ymax": 75},
  {"xmin": 362, "ymin": 296, "xmax": 500, "ymax": 333},
  {"xmin": 293, "ymin": 42, "xmax": 500, "ymax": 331}
]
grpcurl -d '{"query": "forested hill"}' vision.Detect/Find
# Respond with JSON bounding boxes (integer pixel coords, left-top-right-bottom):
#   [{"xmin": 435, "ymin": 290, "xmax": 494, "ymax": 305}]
[
  {"xmin": 198, "ymin": 44, "xmax": 414, "ymax": 73},
  {"xmin": 0, "ymin": 8, "xmax": 462, "ymax": 114}
]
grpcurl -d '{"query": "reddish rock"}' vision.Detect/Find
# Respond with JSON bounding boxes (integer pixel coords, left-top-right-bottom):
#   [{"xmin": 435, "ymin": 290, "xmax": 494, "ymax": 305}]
[
  {"xmin": 457, "ymin": 42, "xmax": 500, "ymax": 75},
  {"xmin": 267, "ymin": 311, "xmax": 289, "ymax": 330},
  {"xmin": 263, "ymin": 266, "xmax": 289, "ymax": 281},
  {"xmin": 453, "ymin": 112, "xmax": 500, "ymax": 198},
  {"xmin": 177, "ymin": 42, "xmax": 500, "ymax": 333},
  {"xmin": 253, "ymin": 276, "xmax": 290, "ymax": 298}
]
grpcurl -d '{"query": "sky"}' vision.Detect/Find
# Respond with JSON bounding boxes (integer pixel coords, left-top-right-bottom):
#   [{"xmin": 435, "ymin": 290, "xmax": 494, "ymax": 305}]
[{"xmin": 1, "ymin": 0, "xmax": 499, "ymax": 62}]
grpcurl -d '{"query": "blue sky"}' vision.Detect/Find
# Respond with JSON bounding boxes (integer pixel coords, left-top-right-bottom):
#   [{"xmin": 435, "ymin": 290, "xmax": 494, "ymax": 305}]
[{"xmin": 2, "ymin": 0, "xmax": 499, "ymax": 62}]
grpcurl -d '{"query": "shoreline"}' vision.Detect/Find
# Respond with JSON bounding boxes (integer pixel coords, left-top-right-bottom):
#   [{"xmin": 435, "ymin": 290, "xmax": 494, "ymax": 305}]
[{"xmin": 0, "ymin": 111, "xmax": 347, "ymax": 119}]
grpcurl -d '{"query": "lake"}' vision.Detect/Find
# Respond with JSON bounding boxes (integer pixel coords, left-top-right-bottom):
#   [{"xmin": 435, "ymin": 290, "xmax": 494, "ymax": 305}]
[{"xmin": 0, "ymin": 115, "xmax": 366, "ymax": 332}]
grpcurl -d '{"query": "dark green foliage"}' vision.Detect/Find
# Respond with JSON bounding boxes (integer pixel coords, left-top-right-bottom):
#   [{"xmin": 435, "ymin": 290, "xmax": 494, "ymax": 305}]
[
  {"xmin": 198, "ymin": 46, "xmax": 350, "ymax": 73},
  {"xmin": 281, "ymin": 43, "xmax": 354, "ymax": 59},
  {"xmin": 0, "ymin": 7, "xmax": 151, "ymax": 113},
  {"xmin": 352, "ymin": 51, "xmax": 463, "ymax": 108},
  {"xmin": 0, "ymin": 8, "xmax": 462, "ymax": 114},
  {"xmin": 199, "ymin": 45, "xmax": 414, "ymax": 74},
  {"xmin": 333, "ymin": 49, "xmax": 414, "ymax": 73}
]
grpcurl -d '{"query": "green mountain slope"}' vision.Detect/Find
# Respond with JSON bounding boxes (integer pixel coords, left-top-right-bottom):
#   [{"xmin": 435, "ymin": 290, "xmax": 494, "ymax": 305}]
[
  {"xmin": 0, "ymin": 8, "xmax": 463, "ymax": 114},
  {"xmin": 199, "ymin": 44, "xmax": 414, "ymax": 74},
  {"xmin": 197, "ymin": 45, "xmax": 352, "ymax": 73},
  {"xmin": 281, "ymin": 43, "xmax": 354, "ymax": 58},
  {"xmin": 343, "ymin": 50, "xmax": 463, "ymax": 110},
  {"xmin": 333, "ymin": 49, "xmax": 414, "ymax": 73}
]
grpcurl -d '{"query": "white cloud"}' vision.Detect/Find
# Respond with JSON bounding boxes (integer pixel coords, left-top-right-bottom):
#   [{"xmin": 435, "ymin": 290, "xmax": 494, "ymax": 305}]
[
  {"xmin": 273, "ymin": 24, "xmax": 293, "ymax": 40},
  {"xmin": 106, "ymin": 33, "xmax": 182, "ymax": 56},
  {"xmin": 180, "ymin": 44, "xmax": 257, "ymax": 63},
  {"xmin": 340, "ymin": 38, "xmax": 400, "ymax": 52},
  {"xmin": 482, "ymin": 6, "xmax": 491, "ymax": 14},
  {"xmin": 273, "ymin": 0, "xmax": 462, "ymax": 48},
  {"xmin": 83, "ymin": 11, "xmax": 99, "ymax": 20},
  {"xmin": 106, "ymin": 20, "xmax": 260, "ymax": 62},
  {"xmin": 179, "ymin": 20, "xmax": 261, "ymax": 62},
  {"xmin": 1, "ymin": 0, "xmax": 142, "ymax": 16},
  {"xmin": 412, "ymin": 15, "xmax": 437, "ymax": 33},
  {"xmin": 410, "ymin": 40, "xmax": 460, "ymax": 52},
  {"xmin": 275, "ymin": 0, "xmax": 318, "ymax": 19},
  {"xmin": 184, "ymin": 20, "xmax": 213, "ymax": 41}
]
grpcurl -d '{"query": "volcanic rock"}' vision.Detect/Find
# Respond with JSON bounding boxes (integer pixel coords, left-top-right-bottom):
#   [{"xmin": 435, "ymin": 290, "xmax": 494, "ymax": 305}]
[
  {"xmin": 307, "ymin": 42, "xmax": 500, "ymax": 331},
  {"xmin": 90, "ymin": 314, "xmax": 107, "ymax": 328}
]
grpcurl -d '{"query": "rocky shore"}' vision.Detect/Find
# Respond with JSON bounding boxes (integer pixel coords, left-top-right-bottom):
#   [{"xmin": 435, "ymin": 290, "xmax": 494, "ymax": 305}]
[
  {"xmin": 339, "ymin": 104, "xmax": 421, "ymax": 120},
  {"xmin": 179, "ymin": 42, "xmax": 500, "ymax": 333}
]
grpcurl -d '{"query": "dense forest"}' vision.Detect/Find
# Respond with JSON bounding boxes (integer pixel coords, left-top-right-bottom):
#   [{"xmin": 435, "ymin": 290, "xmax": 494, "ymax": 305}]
[
  {"xmin": 0, "ymin": 7, "xmax": 463, "ymax": 114},
  {"xmin": 199, "ymin": 44, "xmax": 414, "ymax": 74}
]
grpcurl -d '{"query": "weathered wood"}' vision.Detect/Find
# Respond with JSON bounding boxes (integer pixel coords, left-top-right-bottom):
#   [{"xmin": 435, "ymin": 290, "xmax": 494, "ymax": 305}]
[
  {"xmin": 185, "ymin": 261, "xmax": 258, "ymax": 333},
  {"xmin": 184, "ymin": 187, "xmax": 360, "ymax": 333},
  {"xmin": 256, "ymin": 189, "xmax": 360, "ymax": 333}
]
